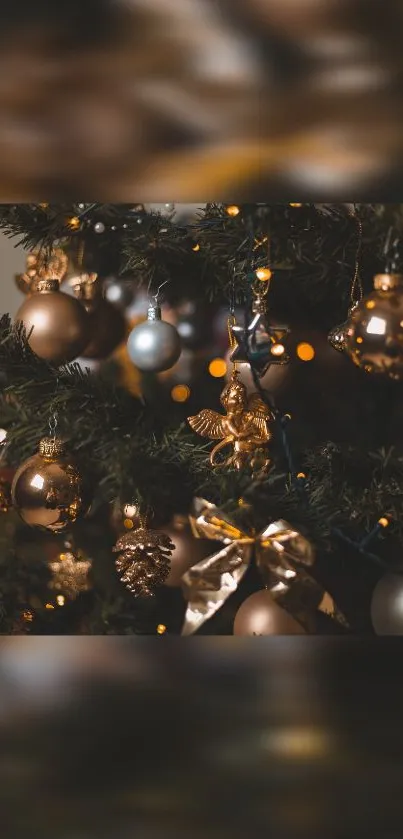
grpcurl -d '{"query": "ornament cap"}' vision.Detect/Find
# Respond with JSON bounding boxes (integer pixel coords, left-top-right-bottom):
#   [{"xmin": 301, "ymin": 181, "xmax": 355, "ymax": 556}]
[
  {"xmin": 39, "ymin": 437, "xmax": 67, "ymax": 459},
  {"xmin": 374, "ymin": 273, "xmax": 403, "ymax": 292},
  {"xmin": 37, "ymin": 278, "xmax": 60, "ymax": 293},
  {"xmin": 147, "ymin": 303, "xmax": 162, "ymax": 321}
]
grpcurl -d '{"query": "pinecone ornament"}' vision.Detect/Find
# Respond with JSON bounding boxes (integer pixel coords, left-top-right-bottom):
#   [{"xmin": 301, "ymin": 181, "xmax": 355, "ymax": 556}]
[{"xmin": 113, "ymin": 526, "xmax": 174, "ymax": 597}]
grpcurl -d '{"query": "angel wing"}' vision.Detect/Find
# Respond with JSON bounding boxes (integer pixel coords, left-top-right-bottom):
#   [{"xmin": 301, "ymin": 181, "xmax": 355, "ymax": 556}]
[
  {"xmin": 244, "ymin": 394, "xmax": 273, "ymax": 441},
  {"xmin": 188, "ymin": 409, "xmax": 228, "ymax": 440}
]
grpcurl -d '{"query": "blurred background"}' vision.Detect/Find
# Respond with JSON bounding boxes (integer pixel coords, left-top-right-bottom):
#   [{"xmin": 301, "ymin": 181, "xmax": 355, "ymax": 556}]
[
  {"xmin": 1, "ymin": 637, "xmax": 403, "ymax": 839},
  {"xmin": 0, "ymin": 0, "xmax": 402, "ymax": 199}
]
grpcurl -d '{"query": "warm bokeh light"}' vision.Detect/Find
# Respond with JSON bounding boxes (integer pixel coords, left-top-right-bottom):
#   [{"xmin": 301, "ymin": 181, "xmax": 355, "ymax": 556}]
[
  {"xmin": 297, "ymin": 342, "xmax": 315, "ymax": 361},
  {"xmin": 255, "ymin": 267, "xmax": 272, "ymax": 282},
  {"xmin": 289, "ymin": 203, "xmax": 303, "ymax": 208},
  {"xmin": 378, "ymin": 517, "xmax": 390, "ymax": 528},
  {"xmin": 226, "ymin": 205, "xmax": 240, "ymax": 217},
  {"xmin": 271, "ymin": 343, "xmax": 285, "ymax": 357},
  {"xmin": 192, "ymin": 244, "xmax": 200, "ymax": 252},
  {"xmin": 157, "ymin": 624, "xmax": 167, "ymax": 635},
  {"xmin": 366, "ymin": 300, "xmax": 376, "ymax": 309},
  {"xmin": 45, "ymin": 604, "xmax": 55, "ymax": 610},
  {"xmin": 171, "ymin": 384, "xmax": 191, "ymax": 402},
  {"xmin": 209, "ymin": 358, "xmax": 227, "ymax": 377},
  {"xmin": 57, "ymin": 596, "xmax": 65, "ymax": 607}
]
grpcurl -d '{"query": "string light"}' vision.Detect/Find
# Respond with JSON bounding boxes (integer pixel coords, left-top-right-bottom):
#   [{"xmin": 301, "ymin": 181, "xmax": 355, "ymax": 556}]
[
  {"xmin": 157, "ymin": 624, "xmax": 167, "ymax": 635},
  {"xmin": 192, "ymin": 244, "xmax": 200, "ymax": 252},
  {"xmin": 226, "ymin": 205, "xmax": 240, "ymax": 217},
  {"xmin": 289, "ymin": 203, "xmax": 303, "ymax": 208},
  {"xmin": 45, "ymin": 603, "xmax": 55, "ymax": 610},
  {"xmin": 171, "ymin": 384, "xmax": 191, "ymax": 403},
  {"xmin": 297, "ymin": 472, "xmax": 306, "ymax": 480},
  {"xmin": 255, "ymin": 267, "xmax": 272, "ymax": 282},
  {"xmin": 56, "ymin": 595, "xmax": 65, "ymax": 606},
  {"xmin": 209, "ymin": 358, "xmax": 227, "ymax": 378},
  {"xmin": 297, "ymin": 342, "xmax": 315, "ymax": 361},
  {"xmin": 378, "ymin": 517, "xmax": 390, "ymax": 528},
  {"xmin": 22, "ymin": 609, "xmax": 34, "ymax": 622},
  {"xmin": 271, "ymin": 343, "xmax": 285, "ymax": 357}
]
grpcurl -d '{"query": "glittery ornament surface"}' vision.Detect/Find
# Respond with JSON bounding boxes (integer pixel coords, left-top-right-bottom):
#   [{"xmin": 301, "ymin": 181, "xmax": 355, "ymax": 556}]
[{"xmin": 113, "ymin": 527, "xmax": 174, "ymax": 597}]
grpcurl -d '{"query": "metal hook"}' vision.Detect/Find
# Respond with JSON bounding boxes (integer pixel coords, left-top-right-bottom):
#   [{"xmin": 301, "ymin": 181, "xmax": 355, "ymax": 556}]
[
  {"xmin": 152, "ymin": 279, "xmax": 169, "ymax": 303},
  {"xmin": 49, "ymin": 413, "xmax": 58, "ymax": 438}
]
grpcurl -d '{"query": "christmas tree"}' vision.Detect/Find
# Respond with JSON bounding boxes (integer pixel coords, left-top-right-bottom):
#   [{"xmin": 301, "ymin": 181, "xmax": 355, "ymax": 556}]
[{"xmin": 1, "ymin": 202, "xmax": 403, "ymax": 635}]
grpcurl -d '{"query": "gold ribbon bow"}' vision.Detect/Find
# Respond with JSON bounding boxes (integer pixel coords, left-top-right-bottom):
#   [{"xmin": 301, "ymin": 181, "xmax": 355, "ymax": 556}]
[{"xmin": 181, "ymin": 498, "xmax": 347, "ymax": 635}]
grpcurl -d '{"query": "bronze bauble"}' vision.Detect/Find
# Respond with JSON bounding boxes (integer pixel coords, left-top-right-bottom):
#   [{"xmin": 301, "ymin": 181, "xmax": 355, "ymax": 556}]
[
  {"xmin": 345, "ymin": 274, "xmax": 403, "ymax": 379},
  {"xmin": 371, "ymin": 573, "xmax": 403, "ymax": 635},
  {"xmin": 82, "ymin": 297, "xmax": 126, "ymax": 360},
  {"xmin": 15, "ymin": 279, "xmax": 89, "ymax": 365},
  {"xmin": 11, "ymin": 437, "xmax": 90, "ymax": 532},
  {"xmin": 233, "ymin": 589, "xmax": 306, "ymax": 636},
  {"xmin": 163, "ymin": 515, "xmax": 213, "ymax": 587}
]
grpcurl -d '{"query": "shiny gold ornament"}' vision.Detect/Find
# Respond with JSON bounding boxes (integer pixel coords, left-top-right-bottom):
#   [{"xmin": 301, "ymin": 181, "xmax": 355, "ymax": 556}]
[
  {"xmin": 48, "ymin": 550, "xmax": 92, "ymax": 600},
  {"xmin": 113, "ymin": 526, "xmax": 175, "ymax": 597},
  {"xmin": 226, "ymin": 205, "xmax": 240, "ymax": 217},
  {"xmin": 188, "ymin": 368, "xmax": 274, "ymax": 475},
  {"xmin": 72, "ymin": 273, "xmax": 126, "ymax": 359},
  {"xmin": 328, "ymin": 302, "xmax": 359, "ymax": 354},
  {"xmin": 180, "ymin": 498, "xmax": 347, "ymax": 635},
  {"xmin": 15, "ymin": 248, "xmax": 68, "ymax": 296},
  {"xmin": 11, "ymin": 437, "xmax": 89, "ymax": 532},
  {"xmin": 15, "ymin": 278, "xmax": 89, "ymax": 365},
  {"xmin": 345, "ymin": 273, "xmax": 403, "ymax": 379}
]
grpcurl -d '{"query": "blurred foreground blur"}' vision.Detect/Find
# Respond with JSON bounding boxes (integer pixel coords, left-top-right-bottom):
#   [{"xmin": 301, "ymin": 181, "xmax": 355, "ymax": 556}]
[
  {"xmin": 0, "ymin": 0, "xmax": 402, "ymax": 199},
  {"xmin": 1, "ymin": 638, "xmax": 403, "ymax": 838}
]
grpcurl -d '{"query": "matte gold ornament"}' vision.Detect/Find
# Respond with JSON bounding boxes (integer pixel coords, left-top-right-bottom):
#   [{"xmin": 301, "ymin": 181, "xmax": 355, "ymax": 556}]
[
  {"xmin": 11, "ymin": 437, "xmax": 89, "ymax": 532},
  {"xmin": 328, "ymin": 302, "xmax": 359, "ymax": 354},
  {"xmin": 72, "ymin": 273, "xmax": 126, "ymax": 359},
  {"xmin": 48, "ymin": 550, "xmax": 92, "ymax": 600},
  {"xmin": 15, "ymin": 248, "xmax": 68, "ymax": 296},
  {"xmin": 113, "ymin": 526, "xmax": 175, "ymax": 597},
  {"xmin": 188, "ymin": 367, "xmax": 274, "ymax": 475},
  {"xmin": 233, "ymin": 590, "xmax": 306, "ymax": 635},
  {"xmin": 345, "ymin": 273, "xmax": 403, "ymax": 379},
  {"xmin": 180, "ymin": 498, "xmax": 347, "ymax": 635},
  {"xmin": 15, "ymin": 278, "xmax": 89, "ymax": 365}
]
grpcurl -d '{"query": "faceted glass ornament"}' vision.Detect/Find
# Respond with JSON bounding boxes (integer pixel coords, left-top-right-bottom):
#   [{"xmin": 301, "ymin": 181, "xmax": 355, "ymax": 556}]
[
  {"xmin": 345, "ymin": 274, "xmax": 403, "ymax": 379},
  {"xmin": 11, "ymin": 438, "xmax": 90, "ymax": 532},
  {"xmin": 328, "ymin": 302, "xmax": 359, "ymax": 353}
]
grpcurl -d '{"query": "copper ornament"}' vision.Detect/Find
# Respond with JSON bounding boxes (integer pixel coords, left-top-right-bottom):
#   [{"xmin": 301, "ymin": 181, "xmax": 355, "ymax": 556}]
[
  {"xmin": 113, "ymin": 526, "xmax": 175, "ymax": 597},
  {"xmin": 15, "ymin": 278, "xmax": 89, "ymax": 365},
  {"xmin": 345, "ymin": 273, "xmax": 403, "ymax": 379},
  {"xmin": 11, "ymin": 437, "xmax": 89, "ymax": 532},
  {"xmin": 188, "ymin": 367, "xmax": 274, "ymax": 475},
  {"xmin": 233, "ymin": 589, "xmax": 306, "ymax": 636},
  {"xmin": 73, "ymin": 273, "xmax": 126, "ymax": 359}
]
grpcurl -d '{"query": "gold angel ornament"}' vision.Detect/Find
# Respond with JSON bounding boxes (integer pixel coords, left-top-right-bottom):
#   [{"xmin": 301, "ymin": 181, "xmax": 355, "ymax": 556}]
[{"xmin": 188, "ymin": 368, "xmax": 274, "ymax": 475}]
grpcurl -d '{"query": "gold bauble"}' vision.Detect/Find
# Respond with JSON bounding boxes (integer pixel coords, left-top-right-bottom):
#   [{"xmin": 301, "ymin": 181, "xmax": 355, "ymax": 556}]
[
  {"xmin": 163, "ymin": 515, "xmax": 213, "ymax": 587},
  {"xmin": 11, "ymin": 437, "xmax": 90, "ymax": 532},
  {"xmin": 345, "ymin": 274, "xmax": 403, "ymax": 379},
  {"xmin": 233, "ymin": 590, "xmax": 306, "ymax": 636},
  {"xmin": 15, "ymin": 279, "xmax": 89, "ymax": 365}
]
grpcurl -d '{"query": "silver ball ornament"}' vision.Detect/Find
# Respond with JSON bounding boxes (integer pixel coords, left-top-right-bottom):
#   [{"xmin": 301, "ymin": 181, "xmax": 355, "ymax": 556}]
[
  {"xmin": 94, "ymin": 221, "xmax": 106, "ymax": 234},
  {"xmin": 127, "ymin": 304, "xmax": 181, "ymax": 373},
  {"xmin": 371, "ymin": 573, "xmax": 403, "ymax": 635}
]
